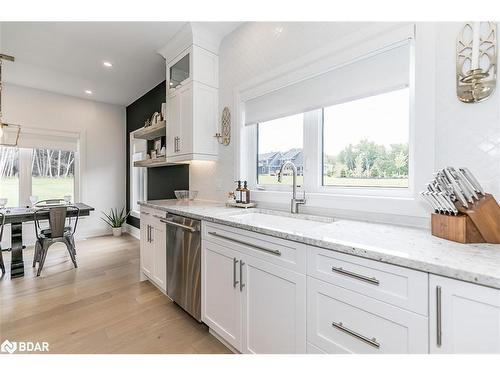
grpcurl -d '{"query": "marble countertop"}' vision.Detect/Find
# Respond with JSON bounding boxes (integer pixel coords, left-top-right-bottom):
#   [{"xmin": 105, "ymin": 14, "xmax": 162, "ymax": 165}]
[{"xmin": 139, "ymin": 199, "xmax": 500, "ymax": 289}]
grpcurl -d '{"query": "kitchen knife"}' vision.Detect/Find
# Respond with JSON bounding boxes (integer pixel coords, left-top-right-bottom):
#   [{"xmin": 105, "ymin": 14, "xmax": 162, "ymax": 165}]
[
  {"xmin": 448, "ymin": 167, "xmax": 475, "ymax": 203},
  {"xmin": 443, "ymin": 168, "xmax": 469, "ymax": 208},
  {"xmin": 453, "ymin": 167, "xmax": 479, "ymax": 201},
  {"xmin": 459, "ymin": 167, "xmax": 485, "ymax": 196},
  {"xmin": 427, "ymin": 191, "xmax": 446, "ymax": 214},
  {"xmin": 439, "ymin": 192, "xmax": 459, "ymax": 215},
  {"xmin": 433, "ymin": 192, "xmax": 453, "ymax": 215},
  {"xmin": 420, "ymin": 191, "xmax": 439, "ymax": 213}
]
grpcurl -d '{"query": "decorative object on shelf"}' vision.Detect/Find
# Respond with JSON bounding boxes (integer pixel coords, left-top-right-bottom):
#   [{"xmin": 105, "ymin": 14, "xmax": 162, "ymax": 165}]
[
  {"xmin": 153, "ymin": 137, "xmax": 162, "ymax": 156},
  {"xmin": 151, "ymin": 150, "xmax": 157, "ymax": 159},
  {"xmin": 456, "ymin": 22, "xmax": 497, "ymax": 103},
  {"xmin": 151, "ymin": 111, "xmax": 162, "ymax": 126},
  {"xmin": 226, "ymin": 191, "xmax": 236, "ymax": 205},
  {"xmin": 420, "ymin": 166, "xmax": 500, "ymax": 243},
  {"xmin": 101, "ymin": 207, "xmax": 130, "ymax": 237},
  {"xmin": 144, "ymin": 118, "xmax": 151, "ymax": 128},
  {"xmin": 160, "ymin": 146, "xmax": 166, "ymax": 156},
  {"xmin": 0, "ymin": 53, "xmax": 21, "ymax": 146},
  {"xmin": 214, "ymin": 106, "xmax": 231, "ymax": 146}
]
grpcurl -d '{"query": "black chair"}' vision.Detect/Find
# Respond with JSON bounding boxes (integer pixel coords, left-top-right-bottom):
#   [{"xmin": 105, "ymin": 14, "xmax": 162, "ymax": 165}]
[
  {"xmin": 0, "ymin": 211, "xmax": 5, "ymax": 275},
  {"xmin": 33, "ymin": 205, "xmax": 80, "ymax": 277}
]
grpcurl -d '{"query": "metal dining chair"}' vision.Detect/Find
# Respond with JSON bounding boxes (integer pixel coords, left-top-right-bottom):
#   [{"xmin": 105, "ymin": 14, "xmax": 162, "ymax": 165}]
[
  {"xmin": 33, "ymin": 204, "xmax": 80, "ymax": 276},
  {"xmin": 0, "ymin": 211, "xmax": 5, "ymax": 275}
]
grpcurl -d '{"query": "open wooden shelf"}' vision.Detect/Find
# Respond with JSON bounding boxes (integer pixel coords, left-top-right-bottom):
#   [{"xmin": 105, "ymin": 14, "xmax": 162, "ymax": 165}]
[
  {"xmin": 133, "ymin": 121, "xmax": 166, "ymax": 140},
  {"xmin": 133, "ymin": 156, "xmax": 186, "ymax": 168}
]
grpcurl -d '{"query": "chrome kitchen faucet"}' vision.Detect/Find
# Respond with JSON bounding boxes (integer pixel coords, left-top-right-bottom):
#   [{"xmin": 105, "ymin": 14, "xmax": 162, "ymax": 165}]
[{"xmin": 277, "ymin": 161, "xmax": 306, "ymax": 214}]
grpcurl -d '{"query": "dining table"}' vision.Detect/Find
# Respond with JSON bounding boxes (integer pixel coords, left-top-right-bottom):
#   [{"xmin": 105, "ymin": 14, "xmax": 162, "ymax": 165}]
[{"xmin": 1, "ymin": 203, "xmax": 95, "ymax": 279}]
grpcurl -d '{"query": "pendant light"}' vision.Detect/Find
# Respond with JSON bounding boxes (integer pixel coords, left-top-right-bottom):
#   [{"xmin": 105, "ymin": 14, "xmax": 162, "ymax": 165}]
[{"xmin": 0, "ymin": 53, "xmax": 21, "ymax": 146}]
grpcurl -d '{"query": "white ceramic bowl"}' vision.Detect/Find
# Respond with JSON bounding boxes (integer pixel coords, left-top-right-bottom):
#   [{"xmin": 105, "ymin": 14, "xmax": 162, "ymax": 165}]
[{"xmin": 174, "ymin": 190, "xmax": 198, "ymax": 201}]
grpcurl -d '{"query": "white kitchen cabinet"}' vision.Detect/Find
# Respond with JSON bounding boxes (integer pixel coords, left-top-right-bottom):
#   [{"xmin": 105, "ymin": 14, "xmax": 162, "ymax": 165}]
[
  {"xmin": 164, "ymin": 44, "xmax": 218, "ymax": 163},
  {"xmin": 307, "ymin": 276, "xmax": 428, "ymax": 354},
  {"xmin": 151, "ymin": 219, "xmax": 166, "ymax": 291},
  {"xmin": 202, "ymin": 224, "xmax": 306, "ymax": 354},
  {"xmin": 140, "ymin": 212, "xmax": 153, "ymax": 278},
  {"xmin": 241, "ymin": 254, "xmax": 306, "ymax": 354},
  {"xmin": 139, "ymin": 209, "xmax": 167, "ymax": 293},
  {"xmin": 429, "ymin": 275, "xmax": 500, "ymax": 353},
  {"xmin": 202, "ymin": 239, "xmax": 243, "ymax": 351}
]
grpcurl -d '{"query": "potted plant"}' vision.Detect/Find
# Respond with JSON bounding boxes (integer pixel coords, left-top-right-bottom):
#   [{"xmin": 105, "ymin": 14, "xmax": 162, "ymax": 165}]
[{"xmin": 101, "ymin": 208, "xmax": 130, "ymax": 237}]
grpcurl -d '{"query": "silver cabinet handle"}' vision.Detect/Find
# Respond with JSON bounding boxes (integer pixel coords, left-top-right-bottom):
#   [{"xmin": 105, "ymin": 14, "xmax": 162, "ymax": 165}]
[
  {"xmin": 207, "ymin": 231, "xmax": 281, "ymax": 257},
  {"xmin": 233, "ymin": 258, "xmax": 239, "ymax": 289},
  {"xmin": 331, "ymin": 266, "xmax": 379, "ymax": 285},
  {"xmin": 436, "ymin": 285, "xmax": 442, "ymax": 347},
  {"xmin": 239, "ymin": 260, "xmax": 245, "ymax": 291},
  {"xmin": 160, "ymin": 218, "xmax": 198, "ymax": 233},
  {"xmin": 147, "ymin": 225, "xmax": 151, "ymax": 243},
  {"xmin": 149, "ymin": 225, "xmax": 153, "ymax": 242},
  {"xmin": 332, "ymin": 321, "xmax": 380, "ymax": 349}
]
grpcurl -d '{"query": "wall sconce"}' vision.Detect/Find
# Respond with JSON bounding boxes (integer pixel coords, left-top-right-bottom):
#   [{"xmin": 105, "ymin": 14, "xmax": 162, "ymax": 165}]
[
  {"xmin": 457, "ymin": 22, "xmax": 497, "ymax": 103},
  {"xmin": 214, "ymin": 106, "xmax": 231, "ymax": 146}
]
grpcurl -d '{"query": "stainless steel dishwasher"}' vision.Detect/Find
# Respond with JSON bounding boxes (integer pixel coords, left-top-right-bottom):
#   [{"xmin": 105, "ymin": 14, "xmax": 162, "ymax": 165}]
[{"xmin": 161, "ymin": 214, "xmax": 201, "ymax": 322}]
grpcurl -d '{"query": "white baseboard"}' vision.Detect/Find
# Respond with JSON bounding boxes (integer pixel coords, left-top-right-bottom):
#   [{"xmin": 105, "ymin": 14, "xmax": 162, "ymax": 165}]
[{"xmin": 124, "ymin": 223, "xmax": 140, "ymax": 239}]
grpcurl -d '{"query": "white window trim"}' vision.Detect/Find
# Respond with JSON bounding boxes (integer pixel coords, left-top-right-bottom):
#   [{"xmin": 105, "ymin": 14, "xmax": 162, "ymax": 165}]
[
  {"xmin": 129, "ymin": 131, "xmax": 148, "ymax": 219},
  {"xmin": 235, "ymin": 23, "xmax": 436, "ymax": 222}
]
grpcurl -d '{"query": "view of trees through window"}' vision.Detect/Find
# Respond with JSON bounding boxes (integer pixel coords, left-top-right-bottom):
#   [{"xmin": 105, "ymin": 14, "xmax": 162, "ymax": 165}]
[
  {"xmin": 0, "ymin": 147, "xmax": 20, "ymax": 206},
  {"xmin": 31, "ymin": 149, "xmax": 75, "ymax": 201},
  {"xmin": 323, "ymin": 88, "xmax": 410, "ymax": 187},
  {"xmin": 0, "ymin": 147, "xmax": 75, "ymax": 207}
]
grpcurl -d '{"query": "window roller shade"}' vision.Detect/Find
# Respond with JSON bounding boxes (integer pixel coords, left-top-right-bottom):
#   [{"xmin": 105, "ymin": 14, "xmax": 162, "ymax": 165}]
[
  {"xmin": 16, "ymin": 131, "xmax": 79, "ymax": 152},
  {"xmin": 245, "ymin": 42, "xmax": 411, "ymax": 125}
]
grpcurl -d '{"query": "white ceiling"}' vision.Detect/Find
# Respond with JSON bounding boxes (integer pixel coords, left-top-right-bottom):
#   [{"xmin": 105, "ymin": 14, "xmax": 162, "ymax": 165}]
[{"xmin": 0, "ymin": 22, "xmax": 241, "ymax": 106}]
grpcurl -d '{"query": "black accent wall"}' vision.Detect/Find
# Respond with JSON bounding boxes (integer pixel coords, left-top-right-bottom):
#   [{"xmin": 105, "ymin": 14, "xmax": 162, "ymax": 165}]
[{"xmin": 126, "ymin": 81, "xmax": 189, "ymax": 228}]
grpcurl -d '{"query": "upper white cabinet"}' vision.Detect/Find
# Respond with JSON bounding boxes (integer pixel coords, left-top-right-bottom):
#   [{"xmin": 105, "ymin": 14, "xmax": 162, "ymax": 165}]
[
  {"xmin": 429, "ymin": 275, "xmax": 500, "ymax": 353},
  {"xmin": 161, "ymin": 27, "xmax": 220, "ymax": 162}
]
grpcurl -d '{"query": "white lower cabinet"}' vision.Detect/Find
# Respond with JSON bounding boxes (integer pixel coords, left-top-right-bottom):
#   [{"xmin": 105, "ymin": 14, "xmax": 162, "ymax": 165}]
[
  {"xmin": 429, "ymin": 275, "xmax": 500, "ymax": 353},
  {"xmin": 202, "ymin": 232, "xmax": 306, "ymax": 353},
  {"xmin": 202, "ymin": 240, "xmax": 243, "ymax": 351},
  {"xmin": 242, "ymin": 254, "xmax": 306, "ymax": 354},
  {"xmin": 139, "ymin": 209, "xmax": 167, "ymax": 293},
  {"xmin": 307, "ymin": 276, "xmax": 428, "ymax": 353}
]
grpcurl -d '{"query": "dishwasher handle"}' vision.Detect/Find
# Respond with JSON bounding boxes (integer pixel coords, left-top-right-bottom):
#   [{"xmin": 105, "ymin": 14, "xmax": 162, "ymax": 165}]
[{"xmin": 160, "ymin": 218, "xmax": 199, "ymax": 233}]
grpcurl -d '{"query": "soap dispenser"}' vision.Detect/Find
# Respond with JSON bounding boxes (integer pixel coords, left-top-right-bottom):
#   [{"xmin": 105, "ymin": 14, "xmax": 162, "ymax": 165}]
[{"xmin": 235, "ymin": 180, "xmax": 242, "ymax": 203}]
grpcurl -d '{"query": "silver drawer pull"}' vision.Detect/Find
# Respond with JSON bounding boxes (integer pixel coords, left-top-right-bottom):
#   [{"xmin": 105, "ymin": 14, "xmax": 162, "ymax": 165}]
[
  {"xmin": 160, "ymin": 219, "xmax": 198, "ymax": 233},
  {"xmin": 233, "ymin": 258, "xmax": 239, "ymax": 289},
  {"xmin": 332, "ymin": 321, "xmax": 380, "ymax": 349},
  {"xmin": 331, "ymin": 266, "xmax": 379, "ymax": 285},
  {"xmin": 436, "ymin": 285, "xmax": 442, "ymax": 347},
  {"xmin": 208, "ymin": 231, "xmax": 281, "ymax": 256}
]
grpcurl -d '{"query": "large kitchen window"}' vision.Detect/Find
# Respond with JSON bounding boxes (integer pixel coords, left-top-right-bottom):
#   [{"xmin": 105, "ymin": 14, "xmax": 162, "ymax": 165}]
[
  {"xmin": 257, "ymin": 113, "xmax": 304, "ymax": 185},
  {"xmin": 245, "ymin": 38, "xmax": 413, "ymax": 197},
  {"xmin": 322, "ymin": 88, "xmax": 410, "ymax": 188}
]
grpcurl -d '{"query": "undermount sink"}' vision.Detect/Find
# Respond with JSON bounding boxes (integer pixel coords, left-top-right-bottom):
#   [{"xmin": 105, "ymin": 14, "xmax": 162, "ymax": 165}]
[{"xmin": 226, "ymin": 208, "xmax": 334, "ymax": 233}]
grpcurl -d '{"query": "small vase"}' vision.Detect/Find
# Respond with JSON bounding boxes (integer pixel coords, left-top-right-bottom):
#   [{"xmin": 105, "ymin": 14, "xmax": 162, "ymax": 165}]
[{"xmin": 112, "ymin": 227, "xmax": 123, "ymax": 237}]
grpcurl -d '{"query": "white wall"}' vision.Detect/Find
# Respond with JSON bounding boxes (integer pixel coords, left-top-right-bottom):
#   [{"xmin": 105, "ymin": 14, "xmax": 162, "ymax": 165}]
[
  {"xmin": 3, "ymin": 84, "xmax": 126, "ymax": 242},
  {"xmin": 190, "ymin": 22, "xmax": 500, "ymax": 227}
]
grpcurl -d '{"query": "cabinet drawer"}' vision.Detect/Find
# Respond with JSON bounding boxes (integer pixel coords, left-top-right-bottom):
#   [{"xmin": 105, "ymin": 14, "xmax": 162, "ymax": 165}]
[
  {"xmin": 307, "ymin": 277, "xmax": 428, "ymax": 354},
  {"xmin": 307, "ymin": 246, "xmax": 428, "ymax": 315},
  {"xmin": 203, "ymin": 222, "xmax": 306, "ymax": 273}
]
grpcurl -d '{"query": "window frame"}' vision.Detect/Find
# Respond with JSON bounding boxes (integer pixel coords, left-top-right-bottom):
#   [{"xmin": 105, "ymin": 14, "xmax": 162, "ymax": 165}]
[{"xmin": 129, "ymin": 131, "xmax": 148, "ymax": 219}]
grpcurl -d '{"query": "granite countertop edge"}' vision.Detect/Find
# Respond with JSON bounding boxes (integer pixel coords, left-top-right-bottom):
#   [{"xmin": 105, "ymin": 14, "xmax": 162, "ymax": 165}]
[{"xmin": 138, "ymin": 200, "xmax": 500, "ymax": 290}]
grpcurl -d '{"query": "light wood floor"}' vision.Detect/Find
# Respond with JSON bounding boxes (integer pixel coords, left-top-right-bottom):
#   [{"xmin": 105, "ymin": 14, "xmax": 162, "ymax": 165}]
[{"xmin": 0, "ymin": 234, "xmax": 231, "ymax": 354}]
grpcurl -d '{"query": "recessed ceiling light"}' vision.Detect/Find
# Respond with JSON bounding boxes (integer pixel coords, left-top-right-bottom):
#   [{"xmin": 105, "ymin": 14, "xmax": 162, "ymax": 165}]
[
  {"xmin": 103, "ymin": 61, "xmax": 113, "ymax": 68},
  {"xmin": 85, "ymin": 90, "xmax": 93, "ymax": 95}
]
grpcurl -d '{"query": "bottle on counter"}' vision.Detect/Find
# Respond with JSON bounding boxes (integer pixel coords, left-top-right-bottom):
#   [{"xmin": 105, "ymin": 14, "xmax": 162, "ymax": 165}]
[
  {"xmin": 235, "ymin": 180, "xmax": 242, "ymax": 203},
  {"xmin": 242, "ymin": 180, "xmax": 250, "ymax": 204}
]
